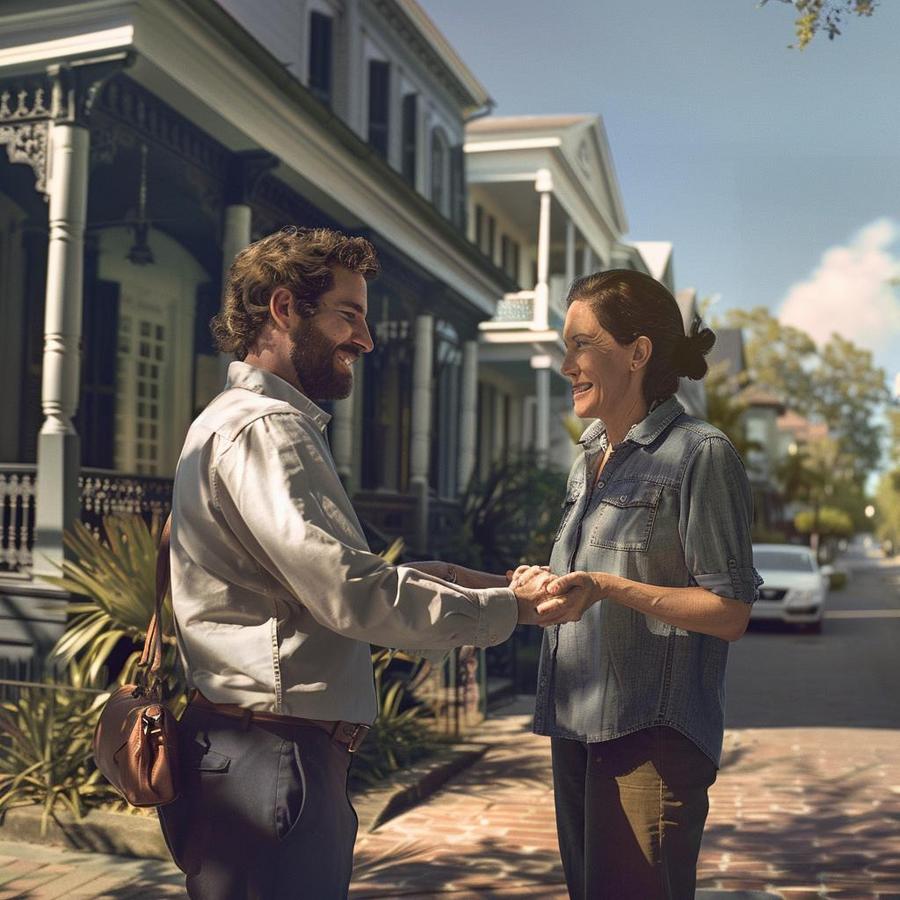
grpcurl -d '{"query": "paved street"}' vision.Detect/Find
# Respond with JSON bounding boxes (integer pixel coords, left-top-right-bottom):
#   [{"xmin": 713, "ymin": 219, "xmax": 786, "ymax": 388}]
[{"xmin": 1, "ymin": 546, "xmax": 897, "ymax": 898}]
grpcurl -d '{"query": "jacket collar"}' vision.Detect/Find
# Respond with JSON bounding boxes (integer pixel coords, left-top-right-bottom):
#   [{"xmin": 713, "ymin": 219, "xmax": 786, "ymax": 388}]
[
  {"xmin": 226, "ymin": 361, "xmax": 332, "ymax": 429},
  {"xmin": 579, "ymin": 396, "xmax": 685, "ymax": 450}
]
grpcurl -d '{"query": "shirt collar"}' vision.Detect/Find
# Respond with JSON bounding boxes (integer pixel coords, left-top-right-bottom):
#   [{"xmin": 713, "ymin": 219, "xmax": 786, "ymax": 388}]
[
  {"xmin": 579, "ymin": 395, "xmax": 685, "ymax": 450},
  {"xmin": 226, "ymin": 361, "xmax": 332, "ymax": 429}
]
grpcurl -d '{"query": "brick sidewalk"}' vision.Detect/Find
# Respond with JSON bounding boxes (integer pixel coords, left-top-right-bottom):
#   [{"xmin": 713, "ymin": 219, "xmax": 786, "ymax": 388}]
[
  {"xmin": 1, "ymin": 702, "xmax": 898, "ymax": 897},
  {"xmin": 350, "ymin": 700, "xmax": 900, "ymax": 899}
]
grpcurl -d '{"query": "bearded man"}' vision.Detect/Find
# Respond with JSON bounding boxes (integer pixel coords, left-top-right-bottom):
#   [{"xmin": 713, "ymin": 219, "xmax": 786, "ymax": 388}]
[{"xmin": 159, "ymin": 226, "xmax": 543, "ymax": 899}]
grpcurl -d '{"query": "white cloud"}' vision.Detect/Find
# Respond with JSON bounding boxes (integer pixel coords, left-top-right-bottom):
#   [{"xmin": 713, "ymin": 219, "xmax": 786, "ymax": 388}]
[{"xmin": 778, "ymin": 219, "xmax": 900, "ymax": 364}]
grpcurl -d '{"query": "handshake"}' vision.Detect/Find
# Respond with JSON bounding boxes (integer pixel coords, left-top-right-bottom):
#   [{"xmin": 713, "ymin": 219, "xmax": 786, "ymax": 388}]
[{"xmin": 509, "ymin": 566, "xmax": 601, "ymax": 626}]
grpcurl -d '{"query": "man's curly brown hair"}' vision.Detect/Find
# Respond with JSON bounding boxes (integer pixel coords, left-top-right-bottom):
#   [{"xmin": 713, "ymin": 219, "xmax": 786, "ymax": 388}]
[{"xmin": 211, "ymin": 226, "xmax": 380, "ymax": 360}]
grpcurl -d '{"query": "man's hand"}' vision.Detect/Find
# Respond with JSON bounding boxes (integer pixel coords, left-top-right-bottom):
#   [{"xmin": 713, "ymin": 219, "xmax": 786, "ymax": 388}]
[
  {"xmin": 511, "ymin": 565, "xmax": 555, "ymax": 626},
  {"xmin": 537, "ymin": 571, "xmax": 605, "ymax": 625}
]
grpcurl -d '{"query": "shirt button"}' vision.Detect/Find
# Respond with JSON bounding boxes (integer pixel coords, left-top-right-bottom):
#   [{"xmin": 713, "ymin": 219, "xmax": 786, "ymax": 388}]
[{"xmin": 597, "ymin": 480, "xmax": 605, "ymax": 488}]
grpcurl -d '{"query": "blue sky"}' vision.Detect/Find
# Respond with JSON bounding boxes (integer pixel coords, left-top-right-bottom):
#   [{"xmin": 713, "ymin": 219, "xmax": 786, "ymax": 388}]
[{"xmin": 420, "ymin": 0, "xmax": 900, "ymax": 392}]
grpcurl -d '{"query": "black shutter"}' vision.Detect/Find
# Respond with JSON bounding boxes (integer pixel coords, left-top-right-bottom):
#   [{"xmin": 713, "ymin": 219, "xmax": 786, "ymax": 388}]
[
  {"xmin": 79, "ymin": 280, "xmax": 120, "ymax": 469},
  {"xmin": 308, "ymin": 12, "xmax": 333, "ymax": 106},
  {"xmin": 401, "ymin": 93, "xmax": 417, "ymax": 186},
  {"xmin": 450, "ymin": 143, "xmax": 466, "ymax": 230},
  {"xmin": 368, "ymin": 60, "xmax": 390, "ymax": 159}
]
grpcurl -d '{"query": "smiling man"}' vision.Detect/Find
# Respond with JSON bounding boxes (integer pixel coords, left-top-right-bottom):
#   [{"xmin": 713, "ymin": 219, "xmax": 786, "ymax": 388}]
[{"xmin": 160, "ymin": 226, "xmax": 543, "ymax": 899}]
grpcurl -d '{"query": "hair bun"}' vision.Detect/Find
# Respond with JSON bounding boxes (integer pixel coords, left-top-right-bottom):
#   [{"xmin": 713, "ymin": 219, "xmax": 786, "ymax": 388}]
[{"xmin": 674, "ymin": 316, "xmax": 716, "ymax": 380}]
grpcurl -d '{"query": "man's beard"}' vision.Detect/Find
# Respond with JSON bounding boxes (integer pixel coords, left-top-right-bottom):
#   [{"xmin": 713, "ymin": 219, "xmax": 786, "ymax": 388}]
[{"xmin": 289, "ymin": 317, "xmax": 355, "ymax": 401}]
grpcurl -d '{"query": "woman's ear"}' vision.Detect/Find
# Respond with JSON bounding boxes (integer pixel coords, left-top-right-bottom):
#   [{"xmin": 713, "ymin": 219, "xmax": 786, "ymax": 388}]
[{"xmin": 631, "ymin": 335, "xmax": 652, "ymax": 371}]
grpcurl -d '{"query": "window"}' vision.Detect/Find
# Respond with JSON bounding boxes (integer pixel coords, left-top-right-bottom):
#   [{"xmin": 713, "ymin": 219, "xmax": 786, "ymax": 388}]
[
  {"xmin": 308, "ymin": 12, "xmax": 333, "ymax": 106},
  {"xmin": 500, "ymin": 236, "xmax": 521, "ymax": 281},
  {"xmin": 486, "ymin": 214, "xmax": 496, "ymax": 261},
  {"xmin": 431, "ymin": 320, "xmax": 462, "ymax": 498},
  {"xmin": 474, "ymin": 204, "xmax": 484, "ymax": 249},
  {"xmin": 430, "ymin": 127, "xmax": 449, "ymax": 215},
  {"xmin": 401, "ymin": 93, "xmax": 417, "ymax": 186},
  {"xmin": 368, "ymin": 60, "xmax": 390, "ymax": 159}
]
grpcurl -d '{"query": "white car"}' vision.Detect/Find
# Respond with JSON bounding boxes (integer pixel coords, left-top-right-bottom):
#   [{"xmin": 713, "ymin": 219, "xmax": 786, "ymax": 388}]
[{"xmin": 750, "ymin": 544, "xmax": 829, "ymax": 632}]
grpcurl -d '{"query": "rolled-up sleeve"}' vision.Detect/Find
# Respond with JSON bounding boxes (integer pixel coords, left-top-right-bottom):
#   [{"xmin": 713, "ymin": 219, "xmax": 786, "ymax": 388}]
[
  {"xmin": 212, "ymin": 413, "xmax": 518, "ymax": 649},
  {"xmin": 678, "ymin": 436, "xmax": 762, "ymax": 604}
]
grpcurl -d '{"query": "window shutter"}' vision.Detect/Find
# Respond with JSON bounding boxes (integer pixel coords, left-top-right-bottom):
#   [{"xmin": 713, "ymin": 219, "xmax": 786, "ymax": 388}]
[
  {"xmin": 450, "ymin": 143, "xmax": 466, "ymax": 230},
  {"xmin": 401, "ymin": 93, "xmax": 418, "ymax": 186},
  {"xmin": 308, "ymin": 12, "xmax": 333, "ymax": 106},
  {"xmin": 368, "ymin": 60, "xmax": 390, "ymax": 158}
]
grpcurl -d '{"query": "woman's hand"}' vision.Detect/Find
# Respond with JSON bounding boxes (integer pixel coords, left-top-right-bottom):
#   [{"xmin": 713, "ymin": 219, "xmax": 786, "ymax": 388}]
[{"xmin": 537, "ymin": 571, "xmax": 606, "ymax": 624}]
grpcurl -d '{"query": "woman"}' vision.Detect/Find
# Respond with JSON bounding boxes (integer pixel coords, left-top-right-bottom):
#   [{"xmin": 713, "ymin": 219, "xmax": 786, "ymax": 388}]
[{"xmin": 512, "ymin": 270, "xmax": 761, "ymax": 900}]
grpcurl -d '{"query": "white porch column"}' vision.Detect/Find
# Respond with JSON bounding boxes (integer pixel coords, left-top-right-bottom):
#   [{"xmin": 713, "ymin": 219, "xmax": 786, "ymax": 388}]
[
  {"xmin": 218, "ymin": 204, "xmax": 251, "ymax": 380},
  {"xmin": 222, "ymin": 205, "xmax": 251, "ymax": 289},
  {"xmin": 33, "ymin": 58, "xmax": 128, "ymax": 577},
  {"xmin": 219, "ymin": 151, "xmax": 277, "ymax": 380},
  {"xmin": 457, "ymin": 340, "xmax": 478, "ymax": 491},
  {"xmin": 565, "ymin": 217, "xmax": 576, "ymax": 288},
  {"xmin": 410, "ymin": 315, "xmax": 434, "ymax": 552},
  {"xmin": 533, "ymin": 168, "xmax": 553, "ymax": 331},
  {"xmin": 532, "ymin": 354, "xmax": 552, "ymax": 462},
  {"xmin": 581, "ymin": 243, "xmax": 594, "ymax": 276}
]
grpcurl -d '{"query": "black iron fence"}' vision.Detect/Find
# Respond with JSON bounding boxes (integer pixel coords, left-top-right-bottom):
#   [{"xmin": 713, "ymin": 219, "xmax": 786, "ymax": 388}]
[{"xmin": 0, "ymin": 464, "xmax": 173, "ymax": 573}]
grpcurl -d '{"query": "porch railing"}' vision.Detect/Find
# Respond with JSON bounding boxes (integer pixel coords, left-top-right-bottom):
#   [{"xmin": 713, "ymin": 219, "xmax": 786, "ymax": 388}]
[{"xmin": 0, "ymin": 464, "xmax": 173, "ymax": 574}]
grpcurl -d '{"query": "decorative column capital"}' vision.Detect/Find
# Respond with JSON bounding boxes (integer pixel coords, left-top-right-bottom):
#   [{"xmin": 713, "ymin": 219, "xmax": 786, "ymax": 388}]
[
  {"xmin": 225, "ymin": 150, "xmax": 279, "ymax": 206},
  {"xmin": 47, "ymin": 51, "xmax": 134, "ymax": 127},
  {"xmin": 535, "ymin": 167, "xmax": 553, "ymax": 194}
]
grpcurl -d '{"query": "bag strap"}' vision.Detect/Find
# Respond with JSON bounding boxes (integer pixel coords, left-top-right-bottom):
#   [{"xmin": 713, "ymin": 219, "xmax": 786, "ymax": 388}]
[{"xmin": 137, "ymin": 515, "xmax": 172, "ymax": 687}]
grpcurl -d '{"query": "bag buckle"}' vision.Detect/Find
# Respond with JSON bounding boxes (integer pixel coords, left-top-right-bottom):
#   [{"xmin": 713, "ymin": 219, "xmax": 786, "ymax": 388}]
[{"xmin": 142, "ymin": 709, "xmax": 163, "ymax": 737}]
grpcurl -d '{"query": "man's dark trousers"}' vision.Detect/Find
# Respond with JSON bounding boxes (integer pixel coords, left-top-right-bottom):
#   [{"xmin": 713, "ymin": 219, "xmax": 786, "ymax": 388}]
[{"xmin": 158, "ymin": 704, "xmax": 358, "ymax": 899}]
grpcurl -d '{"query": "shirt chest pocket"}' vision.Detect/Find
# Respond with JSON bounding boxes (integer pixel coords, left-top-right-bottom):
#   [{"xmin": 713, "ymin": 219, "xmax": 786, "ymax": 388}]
[
  {"xmin": 554, "ymin": 485, "xmax": 584, "ymax": 542},
  {"xmin": 588, "ymin": 481, "xmax": 663, "ymax": 551}
]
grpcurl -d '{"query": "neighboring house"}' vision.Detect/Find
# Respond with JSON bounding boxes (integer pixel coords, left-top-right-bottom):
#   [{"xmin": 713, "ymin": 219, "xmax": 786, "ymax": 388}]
[
  {"xmin": 0, "ymin": 0, "xmax": 512, "ymax": 660},
  {"xmin": 672, "ymin": 288, "xmax": 708, "ymax": 419},
  {"xmin": 775, "ymin": 409, "xmax": 830, "ymax": 527},
  {"xmin": 708, "ymin": 328, "xmax": 785, "ymax": 530}
]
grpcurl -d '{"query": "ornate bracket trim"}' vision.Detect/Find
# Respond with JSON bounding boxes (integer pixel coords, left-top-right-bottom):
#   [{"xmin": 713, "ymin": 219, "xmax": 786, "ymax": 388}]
[
  {"xmin": 0, "ymin": 82, "xmax": 51, "ymax": 192},
  {"xmin": 0, "ymin": 120, "xmax": 49, "ymax": 193}
]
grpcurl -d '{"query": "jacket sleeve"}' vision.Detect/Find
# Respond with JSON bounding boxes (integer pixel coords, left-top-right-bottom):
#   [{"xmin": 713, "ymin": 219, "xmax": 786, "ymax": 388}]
[
  {"xmin": 678, "ymin": 435, "xmax": 762, "ymax": 604},
  {"xmin": 212, "ymin": 412, "xmax": 518, "ymax": 649}
]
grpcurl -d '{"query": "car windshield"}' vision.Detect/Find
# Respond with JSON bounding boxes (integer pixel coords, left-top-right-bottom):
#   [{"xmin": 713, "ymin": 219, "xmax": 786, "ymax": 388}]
[{"xmin": 753, "ymin": 550, "xmax": 815, "ymax": 572}]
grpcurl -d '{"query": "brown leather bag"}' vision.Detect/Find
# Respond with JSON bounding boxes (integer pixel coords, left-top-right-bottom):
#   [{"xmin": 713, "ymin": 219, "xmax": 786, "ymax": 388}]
[{"xmin": 92, "ymin": 515, "xmax": 180, "ymax": 807}]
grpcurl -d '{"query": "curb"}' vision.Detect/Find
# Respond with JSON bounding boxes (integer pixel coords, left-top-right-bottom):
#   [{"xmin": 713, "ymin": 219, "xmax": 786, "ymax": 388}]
[
  {"xmin": 352, "ymin": 742, "xmax": 488, "ymax": 833},
  {"xmin": 0, "ymin": 742, "xmax": 489, "ymax": 860}
]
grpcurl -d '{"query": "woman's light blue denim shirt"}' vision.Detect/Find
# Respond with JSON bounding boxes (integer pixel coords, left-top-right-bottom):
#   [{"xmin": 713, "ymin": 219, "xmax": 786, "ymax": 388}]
[{"xmin": 534, "ymin": 397, "xmax": 762, "ymax": 765}]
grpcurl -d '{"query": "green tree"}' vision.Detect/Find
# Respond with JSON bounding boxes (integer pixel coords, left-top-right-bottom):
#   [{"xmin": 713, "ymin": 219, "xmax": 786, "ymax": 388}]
[
  {"xmin": 794, "ymin": 506, "xmax": 854, "ymax": 538},
  {"xmin": 721, "ymin": 307, "xmax": 888, "ymax": 482},
  {"xmin": 760, "ymin": 0, "xmax": 877, "ymax": 49},
  {"xmin": 814, "ymin": 335, "xmax": 889, "ymax": 479},
  {"xmin": 721, "ymin": 307, "xmax": 817, "ymax": 403},
  {"xmin": 875, "ymin": 409, "xmax": 900, "ymax": 554}
]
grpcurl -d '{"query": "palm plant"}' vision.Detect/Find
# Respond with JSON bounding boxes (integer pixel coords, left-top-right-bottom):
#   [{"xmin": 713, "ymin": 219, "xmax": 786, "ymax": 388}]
[
  {"xmin": 0, "ymin": 657, "xmax": 117, "ymax": 833},
  {"xmin": 350, "ymin": 649, "xmax": 436, "ymax": 789},
  {"xmin": 43, "ymin": 514, "xmax": 182, "ymax": 694}
]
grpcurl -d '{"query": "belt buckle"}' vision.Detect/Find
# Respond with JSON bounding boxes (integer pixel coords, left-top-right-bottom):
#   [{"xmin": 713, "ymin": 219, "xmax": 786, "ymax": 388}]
[{"xmin": 333, "ymin": 721, "xmax": 368, "ymax": 753}]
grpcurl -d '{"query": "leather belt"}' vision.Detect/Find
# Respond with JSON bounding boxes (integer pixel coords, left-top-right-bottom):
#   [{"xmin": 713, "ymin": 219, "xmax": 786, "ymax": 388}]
[{"xmin": 190, "ymin": 692, "xmax": 369, "ymax": 752}]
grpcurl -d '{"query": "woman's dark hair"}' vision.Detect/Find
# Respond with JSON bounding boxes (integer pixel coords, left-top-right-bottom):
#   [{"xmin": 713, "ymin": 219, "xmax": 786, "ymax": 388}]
[{"xmin": 566, "ymin": 269, "xmax": 716, "ymax": 405}]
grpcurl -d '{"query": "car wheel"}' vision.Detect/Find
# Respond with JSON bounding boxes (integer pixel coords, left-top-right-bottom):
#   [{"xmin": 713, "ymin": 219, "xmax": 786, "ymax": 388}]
[{"xmin": 803, "ymin": 619, "xmax": 823, "ymax": 635}]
